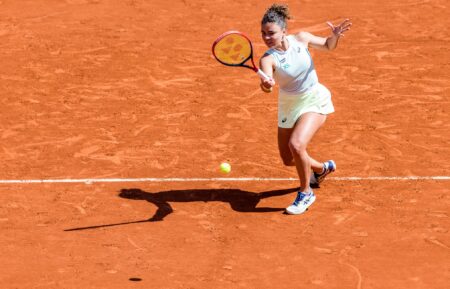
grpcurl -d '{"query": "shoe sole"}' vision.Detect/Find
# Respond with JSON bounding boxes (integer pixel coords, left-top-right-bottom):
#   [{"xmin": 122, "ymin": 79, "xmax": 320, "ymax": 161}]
[{"xmin": 310, "ymin": 172, "xmax": 320, "ymax": 188}]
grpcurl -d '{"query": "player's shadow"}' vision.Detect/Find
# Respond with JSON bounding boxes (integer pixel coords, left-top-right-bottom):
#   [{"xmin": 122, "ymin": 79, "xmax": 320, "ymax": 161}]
[{"xmin": 65, "ymin": 187, "xmax": 298, "ymax": 231}]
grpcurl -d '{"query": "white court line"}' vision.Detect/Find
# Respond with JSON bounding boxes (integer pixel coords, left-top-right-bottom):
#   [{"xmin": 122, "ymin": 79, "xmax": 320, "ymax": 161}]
[{"xmin": 0, "ymin": 176, "xmax": 449, "ymax": 184}]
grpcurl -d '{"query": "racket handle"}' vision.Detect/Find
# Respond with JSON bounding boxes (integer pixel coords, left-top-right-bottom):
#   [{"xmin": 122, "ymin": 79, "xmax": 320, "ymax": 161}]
[{"xmin": 256, "ymin": 68, "xmax": 270, "ymax": 81}]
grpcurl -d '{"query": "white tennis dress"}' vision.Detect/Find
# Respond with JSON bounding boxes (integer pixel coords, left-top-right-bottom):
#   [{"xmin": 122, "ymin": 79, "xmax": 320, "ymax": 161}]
[{"xmin": 266, "ymin": 35, "xmax": 334, "ymax": 128}]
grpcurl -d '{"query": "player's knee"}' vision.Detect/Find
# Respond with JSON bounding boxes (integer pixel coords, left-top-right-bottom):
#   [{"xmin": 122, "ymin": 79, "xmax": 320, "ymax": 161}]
[{"xmin": 289, "ymin": 139, "xmax": 307, "ymax": 155}]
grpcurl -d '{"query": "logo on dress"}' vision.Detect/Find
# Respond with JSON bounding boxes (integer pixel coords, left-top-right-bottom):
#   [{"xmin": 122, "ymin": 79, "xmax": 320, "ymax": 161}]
[{"xmin": 297, "ymin": 47, "xmax": 301, "ymax": 53}]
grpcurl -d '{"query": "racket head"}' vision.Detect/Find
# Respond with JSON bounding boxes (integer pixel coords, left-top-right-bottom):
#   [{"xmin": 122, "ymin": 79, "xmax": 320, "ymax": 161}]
[{"xmin": 212, "ymin": 31, "xmax": 256, "ymax": 70}]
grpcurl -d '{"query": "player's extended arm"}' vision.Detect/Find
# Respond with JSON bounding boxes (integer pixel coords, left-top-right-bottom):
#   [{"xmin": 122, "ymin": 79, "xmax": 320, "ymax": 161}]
[{"xmin": 296, "ymin": 19, "xmax": 352, "ymax": 51}]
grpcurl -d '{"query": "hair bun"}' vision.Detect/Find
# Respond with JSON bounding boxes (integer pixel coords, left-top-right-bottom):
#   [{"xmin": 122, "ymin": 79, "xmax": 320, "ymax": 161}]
[{"xmin": 268, "ymin": 3, "xmax": 291, "ymax": 20}]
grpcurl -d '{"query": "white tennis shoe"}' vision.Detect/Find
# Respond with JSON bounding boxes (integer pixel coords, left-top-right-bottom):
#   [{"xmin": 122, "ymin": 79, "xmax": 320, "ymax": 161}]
[{"xmin": 285, "ymin": 191, "xmax": 316, "ymax": 215}]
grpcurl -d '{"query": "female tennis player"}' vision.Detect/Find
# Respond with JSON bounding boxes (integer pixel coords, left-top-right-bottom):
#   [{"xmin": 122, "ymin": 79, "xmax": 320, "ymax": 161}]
[{"xmin": 259, "ymin": 4, "xmax": 351, "ymax": 215}]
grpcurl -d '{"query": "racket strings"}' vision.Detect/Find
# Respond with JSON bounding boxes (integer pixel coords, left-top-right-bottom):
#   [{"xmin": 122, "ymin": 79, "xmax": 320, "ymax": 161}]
[{"xmin": 213, "ymin": 33, "xmax": 252, "ymax": 65}]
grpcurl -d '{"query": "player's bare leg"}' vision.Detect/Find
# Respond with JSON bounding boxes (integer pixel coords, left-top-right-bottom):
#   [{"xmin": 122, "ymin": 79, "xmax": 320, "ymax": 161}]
[
  {"xmin": 288, "ymin": 112, "xmax": 327, "ymax": 191},
  {"xmin": 278, "ymin": 126, "xmax": 325, "ymax": 174},
  {"xmin": 283, "ymin": 112, "xmax": 326, "ymax": 215}
]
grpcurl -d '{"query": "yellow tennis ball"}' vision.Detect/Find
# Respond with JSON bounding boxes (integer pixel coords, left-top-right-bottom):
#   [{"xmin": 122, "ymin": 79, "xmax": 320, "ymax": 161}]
[{"xmin": 219, "ymin": 162, "xmax": 231, "ymax": 174}]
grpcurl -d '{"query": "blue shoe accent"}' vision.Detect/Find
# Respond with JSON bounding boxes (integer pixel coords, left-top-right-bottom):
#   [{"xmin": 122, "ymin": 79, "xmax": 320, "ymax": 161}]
[
  {"xmin": 286, "ymin": 190, "xmax": 316, "ymax": 215},
  {"xmin": 293, "ymin": 192, "xmax": 309, "ymax": 206}
]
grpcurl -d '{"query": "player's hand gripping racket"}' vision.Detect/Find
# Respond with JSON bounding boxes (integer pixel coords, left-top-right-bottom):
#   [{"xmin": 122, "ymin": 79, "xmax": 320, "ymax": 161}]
[{"xmin": 212, "ymin": 31, "xmax": 270, "ymax": 81}]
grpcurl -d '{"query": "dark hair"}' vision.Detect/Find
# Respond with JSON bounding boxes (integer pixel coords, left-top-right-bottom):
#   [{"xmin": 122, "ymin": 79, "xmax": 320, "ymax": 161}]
[{"xmin": 261, "ymin": 3, "xmax": 291, "ymax": 29}]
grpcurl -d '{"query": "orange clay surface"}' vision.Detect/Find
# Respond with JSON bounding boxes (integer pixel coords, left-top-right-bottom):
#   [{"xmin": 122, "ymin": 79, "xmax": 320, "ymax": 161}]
[{"xmin": 0, "ymin": 0, "xmax": 449, "ymax": 288}]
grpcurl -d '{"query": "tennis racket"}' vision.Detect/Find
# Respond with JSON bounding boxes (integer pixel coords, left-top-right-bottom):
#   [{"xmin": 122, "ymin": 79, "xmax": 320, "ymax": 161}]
[{"xmin": 212, "ymin": 31, "xmax": 270, "ymax": 81}]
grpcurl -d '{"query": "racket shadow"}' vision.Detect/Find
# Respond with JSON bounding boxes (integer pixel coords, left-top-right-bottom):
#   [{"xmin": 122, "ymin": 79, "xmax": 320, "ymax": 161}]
[{"xmin": 64, "ymin": 187, "xmax": 299, "ymax": 231}]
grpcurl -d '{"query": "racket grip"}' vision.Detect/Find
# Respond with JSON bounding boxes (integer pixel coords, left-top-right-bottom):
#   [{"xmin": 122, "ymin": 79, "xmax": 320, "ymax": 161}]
[{"xmin": 256, "ymin": 68, "xmax": 270, "ymax": 81}]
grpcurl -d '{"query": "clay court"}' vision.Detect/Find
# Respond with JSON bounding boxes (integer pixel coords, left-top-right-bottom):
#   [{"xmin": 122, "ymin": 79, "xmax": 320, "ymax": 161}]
[{"xmin": 0, "ymin": 0, "xmax": 449, "ymax": 288}]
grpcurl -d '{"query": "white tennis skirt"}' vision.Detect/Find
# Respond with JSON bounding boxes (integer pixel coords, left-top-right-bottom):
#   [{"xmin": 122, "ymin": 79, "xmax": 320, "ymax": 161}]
[{"xmin": 278, "ymin": 83, "xmax": 334, "ymax": 128}]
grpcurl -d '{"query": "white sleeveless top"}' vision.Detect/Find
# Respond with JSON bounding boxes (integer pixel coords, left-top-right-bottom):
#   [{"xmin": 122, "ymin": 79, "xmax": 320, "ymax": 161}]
[{"xmin": 266, "ymin": 35, "xmax": 319, "ymax": 95}]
